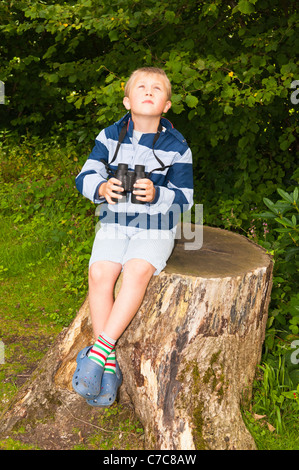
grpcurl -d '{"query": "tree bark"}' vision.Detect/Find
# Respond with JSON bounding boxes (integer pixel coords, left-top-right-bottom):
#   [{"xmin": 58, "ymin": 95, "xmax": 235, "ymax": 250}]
[{"xmin": 0, "ymin": 226, "xmax": 273, "ymax": 450}]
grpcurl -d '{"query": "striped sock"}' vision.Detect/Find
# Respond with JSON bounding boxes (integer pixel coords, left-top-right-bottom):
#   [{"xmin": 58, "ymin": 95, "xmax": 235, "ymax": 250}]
[
  {"xmin": 88, "ymin": 332, "xmax": 116, "ymax": 368},
  {"xmin": 104, "ymin": 348, "xmax": 116, "ymax": 375}
]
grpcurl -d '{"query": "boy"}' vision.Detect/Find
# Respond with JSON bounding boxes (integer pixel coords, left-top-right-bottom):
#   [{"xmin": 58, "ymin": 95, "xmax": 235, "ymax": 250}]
[{"xmin": 72, "ymin": 67, "xmax": 193, "ymax": 407}]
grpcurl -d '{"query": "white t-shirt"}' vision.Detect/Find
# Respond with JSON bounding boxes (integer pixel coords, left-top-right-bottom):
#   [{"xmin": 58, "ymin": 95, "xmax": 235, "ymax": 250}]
[{"xmin": 132, "ymin": 129, "xmax": 143, "ymax": 149}]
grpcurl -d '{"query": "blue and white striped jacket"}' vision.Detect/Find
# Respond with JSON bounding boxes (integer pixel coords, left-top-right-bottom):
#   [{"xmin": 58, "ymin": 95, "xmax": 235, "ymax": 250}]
[{"xmin": 75, "ymin": 113, "xmax": 193, "ymax": 232}]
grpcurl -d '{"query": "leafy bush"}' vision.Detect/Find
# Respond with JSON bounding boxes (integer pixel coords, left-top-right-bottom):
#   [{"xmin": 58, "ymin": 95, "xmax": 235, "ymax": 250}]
[
  {"xmin": 250, "ymin": 181, "xmax": 299, "ymax": 428},
  {"xmin": 257, "ymin": 184, "xmax": 299, "ymax": 336},
  {"xmin": 0, "ymin": 1, "xmax": 297, "ymax": 228}
]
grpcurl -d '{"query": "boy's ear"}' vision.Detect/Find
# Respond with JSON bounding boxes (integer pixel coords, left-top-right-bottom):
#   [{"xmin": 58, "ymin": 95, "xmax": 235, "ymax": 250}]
[
  {"xmin": 163, "ymin": 100, "xmax": 171, "ymax": 114},
  {"xmin": 123, "ymin": 96, "xmax": 131, "ymax": 110}
]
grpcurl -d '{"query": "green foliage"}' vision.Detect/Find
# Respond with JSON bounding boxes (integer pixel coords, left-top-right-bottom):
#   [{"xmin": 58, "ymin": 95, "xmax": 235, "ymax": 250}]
[
  {"xmin": 249, "ymin": 183, "xmax": 299, "ymax": 443},
  {"xmin": 1, "ymin": 1, "xmax": 297, "ymax": 223},
  {"xmin": 256, "ymin": 185, "xmax": 299, "ymax": 337}
]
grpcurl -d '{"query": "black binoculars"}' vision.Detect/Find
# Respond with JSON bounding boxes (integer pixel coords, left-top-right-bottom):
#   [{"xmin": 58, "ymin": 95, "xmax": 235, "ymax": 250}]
[{"xmin": 112, "ymin": 163, "xmax": 146, "ymax": 204}]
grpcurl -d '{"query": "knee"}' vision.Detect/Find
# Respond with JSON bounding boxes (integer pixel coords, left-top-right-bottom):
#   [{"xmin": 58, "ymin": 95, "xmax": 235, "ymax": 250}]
[
  {"xmin": 123, "ymin": 259, "xmax": 155, "ymax": 284},
  {"xmin": 89, "ymin": 261, "xmax": 121, "ymax": 287},
  {"xmin": 89, "ymin": 263, "xmax": 104, "ymax": 285}
]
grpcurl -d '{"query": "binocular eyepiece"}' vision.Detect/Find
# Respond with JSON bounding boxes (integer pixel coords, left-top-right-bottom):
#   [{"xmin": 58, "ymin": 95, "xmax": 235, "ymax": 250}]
[{"xmin": 112, "ymin": 163, "xmax": 146, "ymax": 204}]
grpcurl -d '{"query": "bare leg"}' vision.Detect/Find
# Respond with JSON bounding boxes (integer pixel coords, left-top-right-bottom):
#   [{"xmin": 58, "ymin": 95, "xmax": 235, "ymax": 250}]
[
  {"xmin": 103, "ymin": 258, "xmax": 156, "ymax": 341},
  {"xmin": 88, "ymin": 260, "xmax": 122, "ymax": 339}
]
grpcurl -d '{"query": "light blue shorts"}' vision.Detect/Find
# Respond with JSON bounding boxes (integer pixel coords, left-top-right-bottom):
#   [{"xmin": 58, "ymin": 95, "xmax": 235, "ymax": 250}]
[{"xmin": 89, "ymin": 224, "xmax": 175, "ymax": 276}]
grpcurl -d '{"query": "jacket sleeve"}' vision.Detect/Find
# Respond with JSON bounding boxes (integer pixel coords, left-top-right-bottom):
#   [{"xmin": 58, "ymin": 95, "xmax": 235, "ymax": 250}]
[
  {"xmin": 150, "ymin": 146, "xmax": 193, "ymax": 215},
  {"xmin": 75, "ymin": 130, "xmax": 109, "ymax": 203}
]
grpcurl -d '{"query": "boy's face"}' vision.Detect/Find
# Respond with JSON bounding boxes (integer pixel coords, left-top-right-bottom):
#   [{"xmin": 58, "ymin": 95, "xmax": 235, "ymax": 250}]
[{"xmin": 123, "ymin": 72, "xmax": 171, "ymax": 119}]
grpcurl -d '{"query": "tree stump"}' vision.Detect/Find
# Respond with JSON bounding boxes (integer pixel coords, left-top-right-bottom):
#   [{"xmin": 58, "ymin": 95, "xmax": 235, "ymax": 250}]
[{"xmin": 0, "ymin": 226, "xmax": 273, "ymax": 450}]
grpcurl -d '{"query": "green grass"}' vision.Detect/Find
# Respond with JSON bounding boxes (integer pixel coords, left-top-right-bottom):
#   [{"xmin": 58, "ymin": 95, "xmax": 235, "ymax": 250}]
[
  {"xmin": 244, "ymin": 411, "xmax": 299, "ymax": 450},
  {"xmin": 0, "ymin": 217, "xmax": 76, "ymax": 417},
  {"xmin": 242, "ymin": 358, "xmax": 299, "ymax": 450},
  {"xmin": 0, "ymin": 438, "xmax": 38, "ymax": 450}
]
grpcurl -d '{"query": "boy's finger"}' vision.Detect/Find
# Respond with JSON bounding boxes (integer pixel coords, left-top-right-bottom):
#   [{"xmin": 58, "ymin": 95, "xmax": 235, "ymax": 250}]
[
  {"xmin": 109, "ymin": 178, "xmax": 122, "ymax": 186},
  {"xmin": 133, "ymin": 182, "xmax": 149, "ymax": 189},
  {"xmin": 110, "ymin": 189, "xmax": 124, "ymax": 198},
  {"xmin": 135, "ymin": 178, "xmax": 148, "ymax": 183},
  {"xmin": 133, "ymin": 188, "xmax": 147, "ymax": 195},
  {"xmin": 134, "ymin": 178, "xmax": 151, "ymax": 186},
  {"xmin": 106, "ymin": 195, "xmax": 115, "ymax": 204},
  {"xmin": 112, "ymin": 185, "xmax": 124, "ymax": 192}
]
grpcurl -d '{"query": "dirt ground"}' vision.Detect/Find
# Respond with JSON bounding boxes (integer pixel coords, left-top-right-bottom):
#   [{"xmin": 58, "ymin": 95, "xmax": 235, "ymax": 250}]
[
  {"xmin": 1, "ymin": 374, "xmax": 145, "ymax": 450},
  {"xmin": 0, "ymin": 328, "xmax": 144, "ymax": 450}
]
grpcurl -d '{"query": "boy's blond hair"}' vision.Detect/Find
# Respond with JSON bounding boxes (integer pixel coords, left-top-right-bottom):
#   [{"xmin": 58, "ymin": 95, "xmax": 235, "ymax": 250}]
[{"xmin": 124, "ymin": 67, "xmax": 172, "ymax": 101}]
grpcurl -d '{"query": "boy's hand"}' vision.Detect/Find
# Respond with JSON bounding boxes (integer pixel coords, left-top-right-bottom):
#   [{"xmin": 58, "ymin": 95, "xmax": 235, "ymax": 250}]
[
  {"xmin": 99, "ymin": 178, "xmax": 124, "ymax": 204},
  {"xmin": 133, "ymin": 178, "xmax": 156, "ymax": 203}
]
